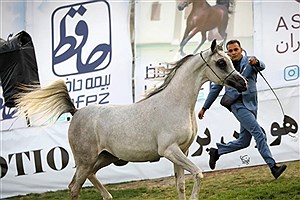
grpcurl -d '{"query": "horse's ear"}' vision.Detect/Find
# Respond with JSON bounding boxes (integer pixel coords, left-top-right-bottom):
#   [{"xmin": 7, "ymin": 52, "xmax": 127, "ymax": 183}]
[
  {"xmin": 218, "ymin": 41, "xmax": 224, "ymax": 50},
  {"xmin": 211, "ymin": 39, "xmax": 217, "ymax": 53}
]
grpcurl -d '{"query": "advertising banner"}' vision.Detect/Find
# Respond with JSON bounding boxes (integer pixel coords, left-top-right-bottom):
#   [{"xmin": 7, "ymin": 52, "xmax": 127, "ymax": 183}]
[
  {"xmin": 253, "ymin": 0, "xmax": 300, "ymax": 90},
  {"xmin": 27, "ymin": 0, "xmax": 133, "ymax": 106},
  {"xmin": 134, "ymin": 0, "xmax": 299, "ymax": 192},
  {"xmin": 1, "ymin": 87, "xmax": 298, "ymax": 199},
  {"xmin": 0, "ymin": 0, "xmax": 299, "ymax": 198},
  {"xmin": 1, "ymin": 0, "xmax": 133, "ymax": 131},
  {"xmin": 1, "ymin": 0, "xmax": 133, "ymax": 198}
]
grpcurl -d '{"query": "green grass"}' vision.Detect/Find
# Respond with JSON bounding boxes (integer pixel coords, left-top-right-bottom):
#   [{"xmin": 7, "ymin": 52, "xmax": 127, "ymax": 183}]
[{"xmin": 5, "ymin": 160, "xmax": 300, "ymax": 200}]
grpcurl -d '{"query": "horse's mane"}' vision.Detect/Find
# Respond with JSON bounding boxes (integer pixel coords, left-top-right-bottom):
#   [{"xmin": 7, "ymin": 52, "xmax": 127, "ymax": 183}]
[
  {"xmin": 216, "ymin": 0, "xmax": 235, "ymax": 13},
  {"xmin": 139, "ymin": 54, "xmax": 193, "ymax": 102}
]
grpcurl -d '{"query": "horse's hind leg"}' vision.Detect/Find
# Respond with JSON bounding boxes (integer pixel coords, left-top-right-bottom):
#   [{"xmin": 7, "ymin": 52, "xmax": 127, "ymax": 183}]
[
  {"xmin": 87, "ymin": 151, "xmax": 120, "ymax": 200},
  {"xmin": 68, "ymin": 165, "xmax": 93, "ymax": 200},
  {"xmin": 88, "ymin": 174, "xmax": 112, "ymax": 200}
]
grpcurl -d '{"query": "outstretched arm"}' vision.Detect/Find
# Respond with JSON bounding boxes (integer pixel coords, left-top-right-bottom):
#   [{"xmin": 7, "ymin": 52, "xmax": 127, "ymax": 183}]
[
  {"xmin": 198, "ymin": 84, "xmax": 223, "ymax": 119},
  {"xmin": 243, "ymin": 57, "xmax": 265, "ymax": 77}
]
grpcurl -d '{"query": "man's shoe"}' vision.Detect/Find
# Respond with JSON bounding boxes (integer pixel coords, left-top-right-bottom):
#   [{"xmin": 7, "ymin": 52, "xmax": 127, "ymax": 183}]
[
  {"xmin": 207, "ymin": 148, "xmax": 219, "ymax": 170},
  {"xmin": 271, "ymin": 164, "xmax": 287, "ymax": 179}
]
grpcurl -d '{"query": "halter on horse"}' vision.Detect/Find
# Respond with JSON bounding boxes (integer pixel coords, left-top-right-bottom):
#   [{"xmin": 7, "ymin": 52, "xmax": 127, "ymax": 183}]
[
  {"xmin": 15, "ymin": 40, "xmax": 247, "ymax": 200},
  {"xmin": 177, "ymin": 0, "xmax": 234, "ymax": 56}
]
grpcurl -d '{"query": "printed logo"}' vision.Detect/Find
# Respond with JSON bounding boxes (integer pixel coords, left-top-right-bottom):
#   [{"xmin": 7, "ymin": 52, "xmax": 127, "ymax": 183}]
[
  {"xmin": 240, "ymin": 155, "xmax": 250, "ymax": 165},
  {"xmin": 0, "ymin": 97, "xmax": 17, "ymax": 121},
  {"xmin": 51, "ymin": 0, "xmax": 112, "ymax": 77},
  {"xmin": 284, "ymin": 65, "xmax": 299, "ymax": 81},
  {"xmin": 0, "ymin": 81, "xmax": 17, "ymax": 121}
]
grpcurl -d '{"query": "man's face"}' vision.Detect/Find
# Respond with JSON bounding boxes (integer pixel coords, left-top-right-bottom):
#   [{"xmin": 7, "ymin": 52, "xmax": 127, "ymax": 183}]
[{"xmin": 226, "ymin": 43, "xmax": 243, "ymax": 61}]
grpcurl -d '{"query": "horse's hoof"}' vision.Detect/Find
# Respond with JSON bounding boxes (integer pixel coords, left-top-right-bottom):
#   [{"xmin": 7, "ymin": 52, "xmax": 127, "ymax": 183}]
[
  {"xmin": 174, "ymin": 52, "xmax": 184, "ymax": 60},
  {"xmin": 197, "ymin": 172, "xmax": 204, "ymax": 179},
  {"xmin": 180, "ymin": 52, "xmax": 186, "ymax": 57}
]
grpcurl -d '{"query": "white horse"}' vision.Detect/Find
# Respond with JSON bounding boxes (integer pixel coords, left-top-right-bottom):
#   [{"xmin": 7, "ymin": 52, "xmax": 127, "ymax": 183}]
[{"xmin": 15, "ymin": 40, "xmax": 247, "ymax": 200}]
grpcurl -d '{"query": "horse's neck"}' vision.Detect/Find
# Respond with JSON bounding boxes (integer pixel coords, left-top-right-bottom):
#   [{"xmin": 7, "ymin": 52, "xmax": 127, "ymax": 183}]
[{"xmin": 158, "ymin": 56, "xmax": 208, "ymax": 111}]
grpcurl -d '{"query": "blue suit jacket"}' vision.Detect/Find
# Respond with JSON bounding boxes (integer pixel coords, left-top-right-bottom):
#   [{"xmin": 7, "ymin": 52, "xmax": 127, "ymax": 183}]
[{"xmin": 203, "ymin": 56, "xmax": 265, "ymax": 112}]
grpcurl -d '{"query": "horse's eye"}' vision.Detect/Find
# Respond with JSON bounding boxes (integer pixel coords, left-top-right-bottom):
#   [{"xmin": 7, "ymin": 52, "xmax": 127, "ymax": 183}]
[{"xmin": 216, "ymin": 58, "xmax": 227, "ymax": 70}]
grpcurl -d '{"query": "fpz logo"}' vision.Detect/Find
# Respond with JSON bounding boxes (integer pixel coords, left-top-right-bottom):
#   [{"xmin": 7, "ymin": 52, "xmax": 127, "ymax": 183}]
[
  {"xmin": 51, "ymin": 0, "xmax": 112, "ymax": 77},
  {"xmin": 284, "ymin": 65, "xmax": 299, "ymax": 81}
]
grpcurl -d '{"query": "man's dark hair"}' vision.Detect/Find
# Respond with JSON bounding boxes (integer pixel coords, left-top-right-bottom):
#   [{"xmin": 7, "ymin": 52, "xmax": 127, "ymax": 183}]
[{"xmin": 226, "ymin": 40, "xmax": 241, "ymax": 47}]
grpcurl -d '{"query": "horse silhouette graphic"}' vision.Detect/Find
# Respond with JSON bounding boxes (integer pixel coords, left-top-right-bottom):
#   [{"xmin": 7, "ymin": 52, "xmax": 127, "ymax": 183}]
[{"xmin": 52, "ymin": 0, "xmax": 111, "ymax": 77}]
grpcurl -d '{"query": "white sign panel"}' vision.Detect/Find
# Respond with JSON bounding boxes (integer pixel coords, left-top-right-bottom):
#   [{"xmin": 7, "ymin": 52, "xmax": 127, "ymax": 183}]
[
  {"xmin": 1, "ymin": 0, "xmax": 133, "ymax": 198},
  {"xmin": 253, "ymin": 1, "xmax": 300, "ymax": 89},
  {"xmin": 1, "ymin": 1, "xmax": 299, "ymax": 198},
  {"xmin": 1, "ymin": 88, "xmax": 298, "ymax": 198},
  {"xmin": 0, "ymin": 0, "xmax": 133, "ymax": 131}
]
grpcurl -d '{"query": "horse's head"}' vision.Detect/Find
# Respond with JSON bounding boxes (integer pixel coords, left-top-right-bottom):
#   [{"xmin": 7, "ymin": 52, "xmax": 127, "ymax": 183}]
[
  {"xmin": 202, "ymin": 40, "xmax": 247, "ymax": 92},
  {"xmin": 177, "ymin": 0, "xmax": 191, "ymax": 11}
]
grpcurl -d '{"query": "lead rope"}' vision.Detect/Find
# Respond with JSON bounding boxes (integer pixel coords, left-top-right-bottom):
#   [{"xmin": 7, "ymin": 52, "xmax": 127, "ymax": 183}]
[
  {"xmin": 242, "ymin": 49, "xmax": 286, "ymax": 117},
  {"xmin": 254, "ymin": 65, "xmax": 285, "ymax": 116},
  {"xmin": 251, "ymin": 63, "xmax": 298, "ymax": 139}
]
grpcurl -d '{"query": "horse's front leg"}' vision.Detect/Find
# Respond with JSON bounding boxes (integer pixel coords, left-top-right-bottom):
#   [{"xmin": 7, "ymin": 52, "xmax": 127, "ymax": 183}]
[
  {"xmin": 193, "ymin": 31, "xmax": 207, "ymax": 54},
  {"xmin": 174, "ymin": 163, "xmax": 186, "ymax": 200},
  {"xmin": 162, "ymin": 144, "xmax": 203, "ymax": 200},
  {"xmin": 221, "ymin": 32, "xmax": 228, "ymax": 49},
  {"xmin": 179, "ymin": 27, "xmax": 198, "ymax": 56},
  {"xmin": 179, "ymin": 36, "xmax": 190, "ymax": 56},
  {"xmin": 178, "ymin": 28, "xmax": 191, "ymax": 56}
]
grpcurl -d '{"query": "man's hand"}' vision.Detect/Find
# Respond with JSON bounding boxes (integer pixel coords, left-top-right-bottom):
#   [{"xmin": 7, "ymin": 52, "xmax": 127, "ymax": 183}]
[
  {"xmin": 198, "ymin": 108, "xmax": 207, "ymax": 120},
  {"xmin": 249, "ymin": 57, "xmax": 258, "ymax": 65}
]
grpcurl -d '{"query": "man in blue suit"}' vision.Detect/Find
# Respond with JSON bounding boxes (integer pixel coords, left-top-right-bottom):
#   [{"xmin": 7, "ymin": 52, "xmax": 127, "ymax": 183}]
[{"xmin": 198, "ymin": 40, "xmax": 287, "ymax": 179}]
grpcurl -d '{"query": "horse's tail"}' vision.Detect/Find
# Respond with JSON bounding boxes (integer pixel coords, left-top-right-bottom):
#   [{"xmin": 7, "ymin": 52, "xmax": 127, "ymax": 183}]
[
  {"xmin": 15, "ymin": 79, "xmax": 77, "ymax": 124},
  {"xmin": 216, "ymin": 0, "xmax": 235, "ymax": 13}
]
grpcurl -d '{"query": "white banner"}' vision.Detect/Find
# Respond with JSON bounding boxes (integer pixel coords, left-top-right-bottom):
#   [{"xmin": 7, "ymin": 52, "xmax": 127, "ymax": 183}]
[
  {"xmin": 27, "ymin": 0, "xmax": 133, "ymax": 106},
  {"xmin": 1, "ymin": 87, "xmax": 299, "ymax": 198},
  {"xmin": 0, "ymin": 0, "xmax": 133, "ymax": 131},
  {"xmin": 1, "ymin": 0, "xmax": 133, "ymax": 197},
  {"xmin": 1, "ymin": 0, "xmax": 299, "ymax": 198},
  {"xmin": 253, "ymin": 1, "xmax": 300, "ymax": 90}
]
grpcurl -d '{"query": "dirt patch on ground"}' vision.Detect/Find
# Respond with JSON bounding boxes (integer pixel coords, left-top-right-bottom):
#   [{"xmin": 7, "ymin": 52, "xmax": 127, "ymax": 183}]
[
  {"xmin": 112, "ymin": 164, "xmax": 265, "ymax": 190},
  {"xmin": 113, "ymin": 175, "xmax": 182, "ymax": 190}
]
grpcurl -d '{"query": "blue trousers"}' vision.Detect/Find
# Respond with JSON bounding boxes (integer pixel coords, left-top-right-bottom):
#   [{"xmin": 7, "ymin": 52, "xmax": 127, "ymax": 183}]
[{"xmin": 216, "ymin": 102, "xmax": 276, "ymax": 168}]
